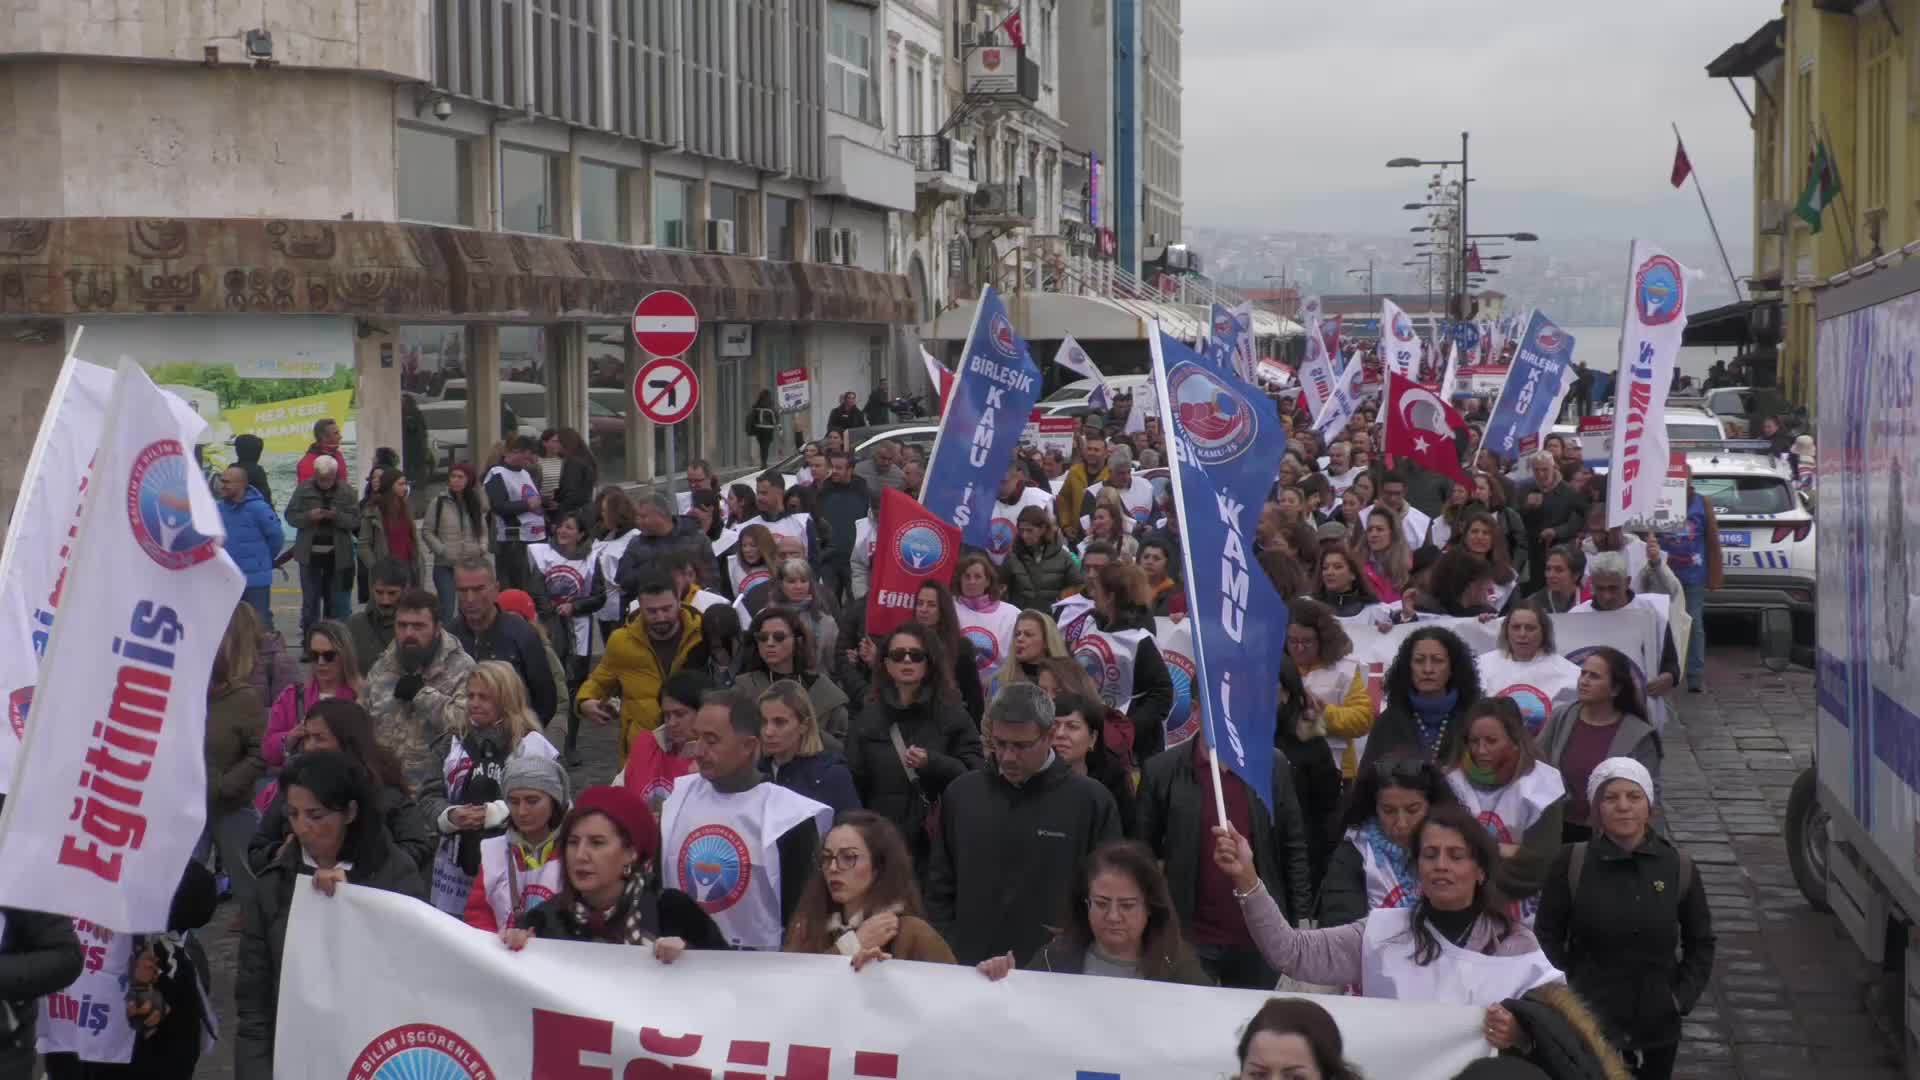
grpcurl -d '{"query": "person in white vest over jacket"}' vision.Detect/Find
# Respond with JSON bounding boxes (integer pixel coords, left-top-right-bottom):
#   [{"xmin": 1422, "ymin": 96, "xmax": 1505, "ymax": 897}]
[
  {"xmin": 1474, "ymin": 605, "xmax": 1580, "ymax": 737},
  {"xmin": 661, "ymin": 690, "xmax": 834, "ymax": 949},
  {"xmin": 461, "ymin": 754, "xmax": 571, "ymax": 932},
  {"xmin": 1443, "ymin": 699, "xmax": 1565, "ymax": 925}
]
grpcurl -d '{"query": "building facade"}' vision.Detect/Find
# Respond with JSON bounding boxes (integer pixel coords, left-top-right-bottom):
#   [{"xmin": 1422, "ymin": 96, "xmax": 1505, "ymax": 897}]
[
  {"xmin": 0, "ymin": 0, "xmax": 919, "ymax": 520},
  {"xmin": 1711, "ymin": 2, "xmax": 1920, "ymax": 403}
]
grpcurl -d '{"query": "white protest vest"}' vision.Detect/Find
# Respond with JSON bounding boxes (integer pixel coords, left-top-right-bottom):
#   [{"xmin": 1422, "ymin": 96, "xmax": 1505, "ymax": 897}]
[
  {"xmin": 687, "ymin": 588, "xmax": 727, "ymax": 614},
  {"xmin": 1359, "ymin": 907, "xmax": 1563, "ymax": 1005},
  {"xmin": 1475, "ymin": 650, "xmax": 1580, "ymax": 736},
  {"xmin": 485, "ymin": 465, "xmax": 547, "ymax": 543},
  {"xmin": 987, "ymin": 488, "xmax": 1056, "ymax": 564},
  {"xmin": 1564, "ymin": 598, "xmax": 1671, "ymax": 730},
  {"xmin": 1072, "ymin": 626, "xmax": 1152, "ymax": 714},
  {"xmin": 711, "ymin": 524, "xmax": 743, "ymax": 558},
  {"xmin": 1344, "ymin": 827, "xmax": 1419, "ymax": 911},
  {"xmin": 35, "ymin": 919, "xmax": 137, "ymax": 1062},
  {"xmin": 527, "ymin": 543, "xmax": 595, "ymax": 656},
  {"xmin": 1304, "ymin": 658, "xmax": 1367, "ymax": 765},
  {"xmin": 660, "ymin": 776, "xmax": 833, "ymax": 950},
  {"xmin": 1154, "ymin": 616, "xmax": 1198, "ymax": 747},
  {"xmin": 853, "ymin": 517, "xmax": 877, "ymax": 566},
  {"xmin": 1487, "ymin": 578, "xmax": 1518, "ymax": 613},
  {"xmin": 474, "ymin": 833, "xmax": 565, "ymax": 930},
  {"xmin": 1085, "ymin": 477, "xmax": 1155, "ymax": 524},
  {"xmin": 746, "ymin": 512, "xmax": 811, "ymax": 549},
  {"xmin": 1053, "ymin": 594, "xmax": 1096, "ymax": 646},
  {"xmin": 954, "ymin": 600, "xmax": 1021, "ymax": 692},
  {"xmin": 594, "ymin": 530, "xmax": 639, "ymax": 625},
  {"xmin": 1445, "ymin": 764, "xmax": 1565, "ymax": 848},
  {"xmin": 730, "ymin": 555, "xmax": 774, "ymax": 598},
  {"xmin": 430, "ymin": 730, "xmax": 561, "ymax": 914}
]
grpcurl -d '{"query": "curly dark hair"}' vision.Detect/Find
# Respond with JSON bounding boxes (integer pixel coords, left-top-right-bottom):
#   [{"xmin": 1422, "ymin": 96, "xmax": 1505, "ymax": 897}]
[
  {"xmin": 1382, "ymin": 624, "xmax": 1481, "ymax": 711},
  {"xmin": 1287, "ymin": 597, "xmax": 1353, "ymax": 664},
  {"xmin": 872, "ymin": 622, "xmax": 956, "ymax": 706},
  {"xmin": 1424, "ymin": 548, "xmax": 1493, "ymax": 614}
]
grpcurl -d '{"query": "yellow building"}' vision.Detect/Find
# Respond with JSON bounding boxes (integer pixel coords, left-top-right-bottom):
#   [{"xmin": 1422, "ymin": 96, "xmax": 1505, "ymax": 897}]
[{"xmin": 1710, "ymin": 2, "xmax": 1919, "ymax": 404}]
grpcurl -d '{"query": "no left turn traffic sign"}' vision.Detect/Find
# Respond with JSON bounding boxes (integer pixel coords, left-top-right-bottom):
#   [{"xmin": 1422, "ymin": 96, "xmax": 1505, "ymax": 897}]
[{"xmin": 634, "ymin": 355, "xmax": 699, "ymax": 426}]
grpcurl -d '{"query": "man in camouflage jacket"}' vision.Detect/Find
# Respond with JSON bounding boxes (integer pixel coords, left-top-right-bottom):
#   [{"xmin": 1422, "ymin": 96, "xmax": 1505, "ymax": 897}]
[{"xmin": 365, "ymin": 587, "xmax": 476, "ymax": 802}]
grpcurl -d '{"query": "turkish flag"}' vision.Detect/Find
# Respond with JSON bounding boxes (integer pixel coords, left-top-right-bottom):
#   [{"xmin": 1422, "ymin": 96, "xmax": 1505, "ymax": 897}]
[
  {"xmin": 922, "ymin": 346, "xmax": 955, "ymax": 416},
  {"xmin": 1383, "ymin": 371, "xmax": 1470, "ymax": 484},
  {"xmin": 1466, "ymin": 243, "xmax": 1484, "ymax": 274},
  {"xmin": 1670, "ymin": 137, "xmax": 1693, "ymax": 188},
  {"xmin": 864, "ymin": 488, "xmax": 961, "ymax": 638},
  {"xmin": 1001, "ymin": 10, "xmax": 1026, "ymax": 47}
]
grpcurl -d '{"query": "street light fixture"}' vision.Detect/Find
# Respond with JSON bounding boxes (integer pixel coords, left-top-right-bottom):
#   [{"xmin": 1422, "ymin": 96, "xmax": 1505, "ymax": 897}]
[
  {"xmin": 1388, "ymin": 132, "xmax": 1470, "ymax": 318},
  {"xmin": 1347, "ymin": 262, "xmax": 1376, "ymax": 313}
]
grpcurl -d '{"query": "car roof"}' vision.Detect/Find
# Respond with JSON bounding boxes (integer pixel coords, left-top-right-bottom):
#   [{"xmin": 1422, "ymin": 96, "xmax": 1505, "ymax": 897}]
[{"xmin": 1683, "ymin": 451, "xmax": 1790, "ymax": 478}]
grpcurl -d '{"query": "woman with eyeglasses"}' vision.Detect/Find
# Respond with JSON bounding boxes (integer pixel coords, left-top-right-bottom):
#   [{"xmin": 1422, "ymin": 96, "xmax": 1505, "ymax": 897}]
[
  {"xmin": 758, "ymin": 679, "xmax": 860, "ymax": 815},
  {"xmin": 735, "ymin": 606, "xmax": 853, "ymax": 748},
  {"xmin": 913, "ymin": 579, "xmax": 986, "ymax": 722},
  {"xmin": 258, "ymin": 619, "xmax": 363, "ymax": 810},
  {"xmin": 236, "ymin": 750, "xmax": 426, "ymax": 1078},
  {"xmin": 767, "ymin": 557, "xmax": 841, "ymax": 674},
  {"xmin": 784, "ymin": 811, "xmax": 954, "ymax": 965},
  {"xmin": 248, "ymin": 699, "xmax": 435, "ymax": 876},
  {"xmin": 1316, "ymin": 755, "xmax": 1458, "ymax": 928},
  {"xmin": 846, "ymin": 624, "xmax": 984, "ymax": 865},
  {"xmin": 977, "ymin": 840, "xmax": 1210, "ymax": 985}
]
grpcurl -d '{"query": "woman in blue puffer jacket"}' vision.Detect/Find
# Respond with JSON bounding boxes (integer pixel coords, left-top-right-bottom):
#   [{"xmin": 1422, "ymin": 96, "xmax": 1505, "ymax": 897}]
[{"xmin": 217, "ymin": 464, "xmax": 287, "ymax": 631}]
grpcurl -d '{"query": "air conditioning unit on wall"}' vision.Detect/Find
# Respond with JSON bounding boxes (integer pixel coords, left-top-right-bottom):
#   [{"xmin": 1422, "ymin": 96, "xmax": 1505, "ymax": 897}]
[
  {"xmin": 839, "ymin": 228, "xmax": 859, "ymax": 266},
  {"xmin": 707, "ymin": 219, "xmax": 736, "ymax": 253},
  {"xmin": 815, "ymin": 227, "xmax": 846, "ymax": 264}
]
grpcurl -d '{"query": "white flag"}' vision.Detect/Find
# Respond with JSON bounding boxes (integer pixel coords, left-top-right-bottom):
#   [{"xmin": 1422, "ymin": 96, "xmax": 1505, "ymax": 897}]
[
  {"xmin": 0, "ymin": 343, "xmax": 205, "ymax": 793},
  {"xmin": 1380, "ymin": 298, "xmax": 1420, "ymax": 380},
  {"xmin": 1298, "ymin": 328, "xmax": 1337, "ymax": 419},
  {"xmin": 0, "ymin": 361, "xmax": 244, "ymax": 931},
  {"xmin": 1053, "ymin": 334, "xmax": 1110, "ymax": 411},
  {"xmin": 1439, "ymin": 341, "xmax": 1461, "ymax": 400},
  {"xmin": 1607, "ymin": 241, "xmax": 1690, "ymax": 528},
  {"xmin": 1230, "ymin": 300, "xmax": 1256, "ymax": 383},
  {"xmin": 1313, "ymin": 346, "xmax": 1369, "ymax": 442}
]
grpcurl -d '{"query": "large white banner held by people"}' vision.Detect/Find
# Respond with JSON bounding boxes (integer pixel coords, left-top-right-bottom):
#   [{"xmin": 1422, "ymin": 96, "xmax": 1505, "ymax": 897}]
[
  {"xmin": 0, "ymin": 361, "xmax": 245, "ymax": 932},
  {"xmin": 278, "ymin": 886, "xmax": 1493, "ymax": 1078},
  {"xmin": 0, "ymin": 343, "xmax": 206, "ymax": 793}
]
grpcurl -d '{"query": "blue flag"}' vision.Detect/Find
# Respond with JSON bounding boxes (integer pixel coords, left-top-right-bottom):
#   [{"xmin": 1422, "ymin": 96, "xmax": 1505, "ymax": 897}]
[
  {"xmin": 1201, "ymin": 302, "xmax": 1240, "ymax": 375},
  {"xmin": 1480, "ymin": 311, "xmax": 1577, "ymax": 464},
  {"xmin": 1150, "ymin": 330, "xmax": 1284, "ymax": 812},
  {"xmin": 919, "ymin": 287, "xmax": 1043, "ymax": 549}
]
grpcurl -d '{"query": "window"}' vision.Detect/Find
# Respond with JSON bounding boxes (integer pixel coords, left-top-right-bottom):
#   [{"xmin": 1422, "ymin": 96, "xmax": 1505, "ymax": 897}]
[
  {"xmin": 1040, "ymin": 5, "xmax": 1052, "ymax": 82},
  {"xmin": 501, "ymin": 145, "xmax": 562, "ymax": 234},
  {"xmin": 1864, "ymin": 26, "xmax": 1893, "ymax": 214},
  {"xmin": 397, "ymin": 126, "xmax": 474, "ymax": 226},
  {"xmin": 579, "ymin": 161, "xmax": 628, "ymax": 243},
  {"xmin": 766, "ymin": 195, "xmax": 798, "ymax": 260},
  {"xmin": 907, "ymin": 59, "xmax": 925, "ymax": 134},
  {"xmin": 828, "ymin": 3, "xmax": 873, "ymax": 122},
  {"xmin": 654, "ymin": 175, "xmax": 695, "ymax": 248},
  {"xmin": 586, "ymin": 325, "xmax": 631, "ymax": 483},
  {"xmin": 709, "ymin": 185, "xmax": 753, "ymax": 254}
]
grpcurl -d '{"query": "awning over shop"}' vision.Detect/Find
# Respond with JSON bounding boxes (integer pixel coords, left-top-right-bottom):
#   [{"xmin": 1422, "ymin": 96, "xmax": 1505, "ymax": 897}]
[
  {"xmin": 0, "ymin": 217, "xmax": 916, "ymax": 325},
  {"xmin": 1682, "ymin": 298, "xmax": 1778, "ymax": 347}
]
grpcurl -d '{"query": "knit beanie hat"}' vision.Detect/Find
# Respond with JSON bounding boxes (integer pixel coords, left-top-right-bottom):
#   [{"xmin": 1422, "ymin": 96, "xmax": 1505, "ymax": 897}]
[{"xmin": 502, "ymin": 754, "xmax": 570, "ymax": 810}]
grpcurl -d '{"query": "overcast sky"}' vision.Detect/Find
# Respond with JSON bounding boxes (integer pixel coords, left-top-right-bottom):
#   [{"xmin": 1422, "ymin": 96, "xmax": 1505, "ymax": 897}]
[{"xmin": 1179, "ymin": 1, "xmax": 1767, "ymax": 234}]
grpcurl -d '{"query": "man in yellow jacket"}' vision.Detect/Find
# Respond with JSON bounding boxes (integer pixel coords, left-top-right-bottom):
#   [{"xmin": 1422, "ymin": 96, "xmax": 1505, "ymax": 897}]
[
  {"xmin": 577, "ymin": 576, "xmax": 707, "ymax": 763},
  {"xmin": 1053, "ymin": 431, "xmax": 1110, "ymax": 540}
]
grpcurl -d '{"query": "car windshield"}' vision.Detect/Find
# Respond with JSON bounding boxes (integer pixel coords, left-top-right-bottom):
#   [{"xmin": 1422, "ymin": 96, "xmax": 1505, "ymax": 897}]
[
  {"xmin": 1668, "ymin": 422, "xmax": 1722, "ymax": 441},
  {"xmin": 1693, "ymin": 475, "xmax": 1795, "ymax": 517}
]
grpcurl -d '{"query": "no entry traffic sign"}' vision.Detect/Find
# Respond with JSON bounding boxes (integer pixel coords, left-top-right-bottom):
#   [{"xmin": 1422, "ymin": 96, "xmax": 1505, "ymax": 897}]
[
  {"xmin": 631, "ymin": 290, "xmax": 700, "ymax": 358},
  {"xmin": 634, "ymin": 355, "xmax": 699, "ymax": 425}
]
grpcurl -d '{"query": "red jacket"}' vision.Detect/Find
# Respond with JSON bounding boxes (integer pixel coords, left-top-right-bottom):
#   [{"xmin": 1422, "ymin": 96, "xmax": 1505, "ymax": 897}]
[{"xmin": 296, "ymin": 445, "xmax": 348, "ymax": 486}]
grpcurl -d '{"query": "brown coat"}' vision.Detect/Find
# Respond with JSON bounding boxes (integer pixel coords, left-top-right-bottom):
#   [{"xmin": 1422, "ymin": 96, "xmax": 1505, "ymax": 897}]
[
  {"xmin": 785, "ymin": 913, "xmax": 958, "ymax": 965},
  {"xmin": 205, "ymin": 683, "xmax": 267, "ymax": 817}
]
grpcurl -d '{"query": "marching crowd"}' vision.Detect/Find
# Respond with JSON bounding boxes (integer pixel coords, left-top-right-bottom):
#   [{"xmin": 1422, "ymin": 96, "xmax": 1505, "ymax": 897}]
[{"xmin": 0, "ymin": 382, "xmax": 1789, "ymax": 1080}]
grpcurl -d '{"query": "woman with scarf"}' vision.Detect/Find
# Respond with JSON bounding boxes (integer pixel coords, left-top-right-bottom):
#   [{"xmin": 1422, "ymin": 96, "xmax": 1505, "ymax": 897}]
[
  {"xmin": 1359, "ymin": 625, "xmax": 1483, "ymax": 773},
  {"xmin": 1527, "ymin": 545, "xmax": 1587, "ymax": 615},
  {"xmin": 421, "ymin": 661, "xmax": 562, "ymax": 914},
  {"xmin": 503, "ymin": 785, "xmax": 727, "ymax": 952},
  {"xmin": 1316, "ymin": 756, "xmax": 1458, "ymax": 927},
  {"xmin": 248, "ymin": 699, "xmax": 434, "ymax": 874},
  {"xmin": 735, "ymin": 606, "xmax": 853, "ymax": 747},
  {"xmin": 912, "ymin": 579, "xmax": 986, "ymax": 723},
  {"xmin": 258, "ymin": 620, "xmax": 362, "ymax": 809},
  {"xmin": 1311, "ymin": 547, "xmax": 1385, "ymax": 619},
  {"xmin": 1444, "ymin": 699, "xmax": 1566, "ymax": 922},
  {"xmin": 1285, "ymin": 599, "xmax": 1374, "ymax": 785},
  {"xmin": 784, "ymin": 811, "xmax": 954, "ymax": 965},
  {"xmin": 462, "ymin": 755, "xmax": 571, "ymax": 932},
  {"xmin": 1355, "ymin": 507, "xmax": 1412, "ymax": 602},
  {"xmin": 951, "ymin": 552, "xmax": 1022, "ymax": 695}
]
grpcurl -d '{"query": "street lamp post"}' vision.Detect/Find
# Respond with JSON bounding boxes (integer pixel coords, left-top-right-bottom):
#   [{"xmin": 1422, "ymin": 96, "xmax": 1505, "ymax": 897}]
[
  {"xmin": 1346, "ymin": 259, "xmax": 1375, "ymax": 317},
  {"xmin": 1388, "ymin": 131, "xmax": 1470, "ymax": 321}
]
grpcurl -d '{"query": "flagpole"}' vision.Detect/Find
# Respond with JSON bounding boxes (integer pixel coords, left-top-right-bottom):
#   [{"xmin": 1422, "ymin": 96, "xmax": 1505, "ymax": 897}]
[
  {"xmin": 1816, "ymin": 113, "xmax": 1861, "ymax": 266},
  {"xmin": 1672, "ymin": 124, "xmax": 1743, "ymax": 302}
]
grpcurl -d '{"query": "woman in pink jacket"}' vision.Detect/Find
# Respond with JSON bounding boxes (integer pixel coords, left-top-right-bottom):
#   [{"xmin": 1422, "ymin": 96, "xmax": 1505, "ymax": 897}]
[{"xmin": 255, "ymin": 619, "xmax": 363, "ymax": 812}]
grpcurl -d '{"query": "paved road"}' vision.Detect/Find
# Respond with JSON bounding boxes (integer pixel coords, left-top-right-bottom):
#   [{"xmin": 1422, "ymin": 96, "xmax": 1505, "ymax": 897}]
[{"xmin": 184, "ymin": 607, "xmax": 1899, "ymax": 1079}]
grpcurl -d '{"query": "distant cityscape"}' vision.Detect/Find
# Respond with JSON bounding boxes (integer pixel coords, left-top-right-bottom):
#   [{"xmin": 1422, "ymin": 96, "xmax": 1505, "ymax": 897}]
[{"xmin": 1184, "ymin": 223, "xmax": 1748, "ymax": 325}]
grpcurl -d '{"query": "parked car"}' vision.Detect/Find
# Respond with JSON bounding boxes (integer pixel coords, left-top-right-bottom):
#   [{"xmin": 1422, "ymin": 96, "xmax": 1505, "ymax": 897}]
[
  {"xmin": 1686, "ymin": 448, "xmax": 1816, "ymax": 618},
  {"xmin": 773, "ymin": 422, "xmax": 939, "ymax": 488}
]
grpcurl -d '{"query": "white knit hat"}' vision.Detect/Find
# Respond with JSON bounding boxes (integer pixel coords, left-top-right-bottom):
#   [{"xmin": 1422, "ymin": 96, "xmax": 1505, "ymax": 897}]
[{"xmin": 1586, "ymin": 756, "xmax": 1654, "ymax": 809}]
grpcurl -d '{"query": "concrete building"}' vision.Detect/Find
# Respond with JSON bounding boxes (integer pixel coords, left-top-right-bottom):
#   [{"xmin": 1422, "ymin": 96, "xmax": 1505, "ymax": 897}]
[
  {"xmin": 1707, "ymin": 4, "xmax": 1920, "ymax": 404},
  {"xmin": 0, "ymin": 0, "xmax": 919, "ymax": 520}
]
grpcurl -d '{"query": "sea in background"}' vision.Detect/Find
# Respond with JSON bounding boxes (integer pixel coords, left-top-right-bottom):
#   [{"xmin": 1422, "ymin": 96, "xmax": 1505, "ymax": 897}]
[{"xmin": 1566, "ymin": 325, "xmax": 1736, "ymax": 385}]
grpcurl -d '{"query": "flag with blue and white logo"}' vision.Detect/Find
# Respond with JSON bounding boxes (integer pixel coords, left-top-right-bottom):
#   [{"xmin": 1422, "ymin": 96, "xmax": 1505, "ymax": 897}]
[
  {"xmin": 1149, "ymin": 329, "xmax": 1284, "ymax": 812},
  {"xmin": 1480, "ymin": 310, "xmax": 1578, "ymax": 464},
  {"xmin": 919, "ymin": 286, "xmax": 1044, "ymax": 550},
  {"xmin": 1053, "ymin": 335, "xmax": 1110, "ymax": 411},
  {"xmin": 1202, "ymin": 302, "xmax": 1255, "ymax": 381}
]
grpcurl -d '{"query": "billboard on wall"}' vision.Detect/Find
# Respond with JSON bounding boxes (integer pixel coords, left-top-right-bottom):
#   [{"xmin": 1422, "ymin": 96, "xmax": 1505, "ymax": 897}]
[{"xmin": 75, "ymin": 317, "xmax": 359, "ymax": 497}]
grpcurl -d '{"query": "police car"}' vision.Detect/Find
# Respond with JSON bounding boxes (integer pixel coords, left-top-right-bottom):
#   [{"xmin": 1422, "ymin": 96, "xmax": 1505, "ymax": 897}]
[{"xmin": 1685, "ymin": 448, "xmax": 1816, "ymax": 617}]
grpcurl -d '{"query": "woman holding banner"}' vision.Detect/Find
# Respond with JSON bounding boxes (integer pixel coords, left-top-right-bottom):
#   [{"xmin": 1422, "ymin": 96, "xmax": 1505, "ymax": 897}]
[
  {"xmin": 1355, "ymin": 509, "xmax": 1412, "ymax": 602},
  {"xmin": 1310, "ymin": 548, "xmax": 1385, "ymax": 620},
  {"xmin": 977, "ymin": 840, "xmax": 1210, "ymax": 985},
  {"xmin": 1475, "ymin": 606, "xmax": 1580, "ymax": 737},
  {"xmin": 461, "ymin": 755, "xmax": 571, "ymax": 932},
  {"xmin": 784, "ymin": 811, "xmax": 956, "ymax": 967}
]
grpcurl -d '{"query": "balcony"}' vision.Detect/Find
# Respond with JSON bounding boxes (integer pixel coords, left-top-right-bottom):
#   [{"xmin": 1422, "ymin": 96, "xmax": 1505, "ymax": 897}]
[
  {"xmin": 969, "ymin": 177, "xmax": 1037, "ymax": 229},
  {"xmin": 964, "ymin": 45, "xmax": 1040, "ymax": 105},
  {"xmin": 897, "ymin": 135, "xmax": 978, "ymax": 201}
]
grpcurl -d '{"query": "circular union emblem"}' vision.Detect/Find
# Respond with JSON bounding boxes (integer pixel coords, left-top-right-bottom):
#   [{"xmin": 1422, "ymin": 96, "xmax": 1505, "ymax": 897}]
[
  {"xmin": 125, "ymin": 440, "xmax": 217, "ymax": 570},
  {"xmin": 963, "ymin": 626, "xmax": 1000, "ymax": 671},
  {"xmin": 677, "ymin": 823, "xmax": 752, "ymax": 913},
  {"xmin": 1392, "ymin": 313, "xmax": 1415, "ymax": 342},
  {"xmin": 987, "ymin": 516, "xmax": 1015, "ymax": 558},
  {"xmin": 1536, "ymin": 325, "xmax": 1562, "ymax": 351},
  {"xmin": 1073, "ymin": 635, "xmax": 1124, "ymax": 708},
  {"xmin": 1168, "ymin": 366, "xmax": 1257, "ymax": 466},
  {"xmin": 542, "ymin": 563, "xmax": 585, "ymax": 601},
  {"xmin": 1634, "ymin": 255, "xmax": 1684, "ymax": 326},
  {"xmin": 892, "ymin": 523, "xmax": 949, "ymax": 575},
  {"xmin": 989, "ymin": 311, "xmax": 1021, "ymax": 358},
  {"xmin": 1493, "ymin": 682, "xmax": 1554, "ymax": 736},
  {"xmin": 346, "ymin": 1023, "xmax": 495, "ymax": 1080}
]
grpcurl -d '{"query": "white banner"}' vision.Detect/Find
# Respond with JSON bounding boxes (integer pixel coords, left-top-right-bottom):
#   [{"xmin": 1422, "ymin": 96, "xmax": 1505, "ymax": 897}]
[
  {"xmin": 1381, "ymin": 298, "xmax": 1421, "ymax": 380},
  {"xmin": 1313, "ymin": 346, "xmax": 1368, "ymax": 442},
  {"xmin": 1607, "ymin": 241, "xmax": 1690, "ymax": 528},
  {"xmin": 35, "ymin": 918, "xmax": 137, "ymax": 1062},
  {"xmin": 1298, "ymin": 326, "xmax": 1337, "ymax": 419},
  {"xmin": 1439, "ymin": 341, "xmax": 1461, "ymax": 400},
  {"xmin": 1230, "ymin": 300, "xmax": 1257, "ymax": 382},
  {"xmin": 0, "ymin": 361, "xmax": 244, "ymax": 931},
  {"xmin": 276, "ymin": 886, "xmax": 1492, "ymax": 1078},
  {"xmin": 0, "ymin": 347, "xmax": 205, "ymax": 792}
]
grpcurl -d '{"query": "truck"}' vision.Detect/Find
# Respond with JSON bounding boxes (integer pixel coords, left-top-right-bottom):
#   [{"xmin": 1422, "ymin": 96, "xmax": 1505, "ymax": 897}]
[{"xmin": 1788, "ymin": 253, "xmax": 1920, "ymax": 1066}]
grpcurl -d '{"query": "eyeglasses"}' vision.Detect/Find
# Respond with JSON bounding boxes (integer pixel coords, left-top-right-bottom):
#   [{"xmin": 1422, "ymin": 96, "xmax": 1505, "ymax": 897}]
[
  {"xmin": 756, "ymin": 631, "xmax": 791, "ymax": 645},
  {"xmin": 885, "ymin": 648, "xmax": 928, "ymax": 664},
  {"xmin": 818, "ymin": 848, "xmax": 865, "ymax": 871},
  {"xmin": 306, "ymin": 649, "xmax": 339, "ymax": 663}
]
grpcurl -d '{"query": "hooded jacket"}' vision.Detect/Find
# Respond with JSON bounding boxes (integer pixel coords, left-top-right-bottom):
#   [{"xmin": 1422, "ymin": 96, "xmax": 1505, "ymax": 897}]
[
  {"xmin": 218, "ymin": 484, "xmax": 285, "ymax": 587},
  {"xmin": 233, "ymin": 433, "xmax": 272, "ymax": 503},
  {"xmin": 926, "ymin": 754, "xmax": 1122, "ymax": 964},
  {"xmin": 1003, "ymin": 538, "xmax": 1084, "ymax": 611}
]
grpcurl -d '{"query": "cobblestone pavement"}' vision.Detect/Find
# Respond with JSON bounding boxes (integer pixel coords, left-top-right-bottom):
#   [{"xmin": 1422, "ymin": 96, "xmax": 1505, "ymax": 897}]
[{"xmin": 180, "ymin": 606, "xmax": 1898, "ymax": 1079}]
